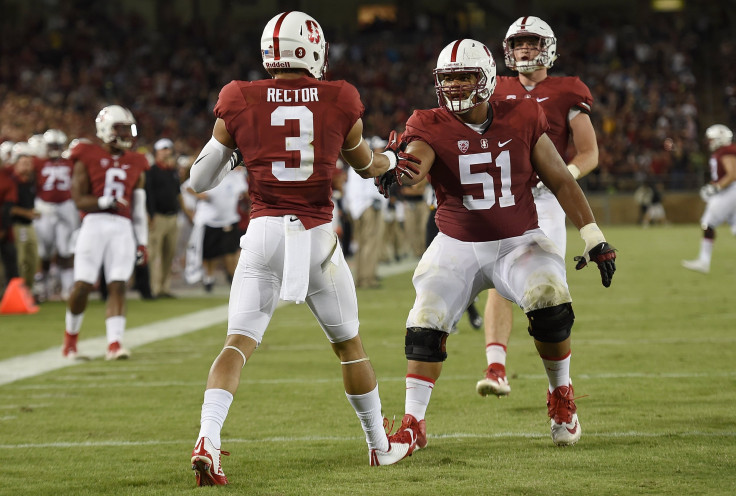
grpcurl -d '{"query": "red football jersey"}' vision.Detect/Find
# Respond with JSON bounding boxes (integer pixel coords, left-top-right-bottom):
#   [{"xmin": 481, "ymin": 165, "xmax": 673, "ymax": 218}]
[
  {"xmin": 404, "ymin": 98, "xmax": 549, "ymax": 242},
  {"xmin": 69, "ymin": 142, "xmax": 149, "ymax": 219},
  {"xmin": 214, "ymin": 76, "xmax": 364, "ymax": 229},
  {"xmin": 33, "ymin": 156, "xmax": 74, "ymax": 203},
  {"xmin": 709, "ymin": 144, "xmax": 736, "ymax": 183},
  {"xmin": 493, "ymin": 75, "xmax": 593, "ymax": 159}
]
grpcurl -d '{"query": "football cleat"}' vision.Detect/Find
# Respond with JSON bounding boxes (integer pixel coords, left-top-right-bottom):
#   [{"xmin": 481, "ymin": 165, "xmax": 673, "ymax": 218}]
[
  {"xmin": 467, "ymin": 302, "xmax": 483, "ymax": 330},
  {"xmin": 370, "ymin": 414, "xmax": 423, "ymax": 466},
  {"xmin": 62, "ymin": 331, "xmax": 78, "ymax": 359},
  {"xmin": 547, "ymin": 384, "xmax": 582, "ymax": 446},
  {"xmin": 476, "ymin": 363, "xmax": 511, "ymax": 397},
  {"xmin": 191, "ymin": 437, "xmax": 229, "ymax": 486},
  {"xmin": 105, "ymin": 341, "xmax": 130, "ymax": 361},
  {"xmin": 681, "ymin": 259, "xmax": 709, "ymax": 274}
]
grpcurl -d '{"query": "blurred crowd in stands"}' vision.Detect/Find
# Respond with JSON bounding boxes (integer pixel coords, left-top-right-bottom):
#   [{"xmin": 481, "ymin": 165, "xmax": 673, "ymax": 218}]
[
  {"xmin": 2, "ymin": 2, "xmax": 736, "ymax": 298},
  {"xmin": 2, "ymin": 3, "xmax": 735, "ymax": 192}
]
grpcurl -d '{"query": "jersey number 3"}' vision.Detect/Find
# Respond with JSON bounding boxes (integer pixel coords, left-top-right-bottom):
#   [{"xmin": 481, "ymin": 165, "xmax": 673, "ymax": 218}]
[
  {"xmin": 271, "ymin": 106, "xmax": 314, "ymax": 181},
  {"xmin": 459, "ymin": 151, "xmax": 515, "ymax": 210}
]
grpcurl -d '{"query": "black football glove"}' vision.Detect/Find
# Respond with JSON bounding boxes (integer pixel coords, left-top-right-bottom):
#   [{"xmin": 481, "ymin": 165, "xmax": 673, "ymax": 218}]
[{"xmin": 574, "ymin": 242, "xmax": 617, "ymax": 288}]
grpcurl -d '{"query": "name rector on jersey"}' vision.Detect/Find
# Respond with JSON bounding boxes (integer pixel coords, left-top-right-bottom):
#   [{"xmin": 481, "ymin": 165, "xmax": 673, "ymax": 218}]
[
  {"xmin": 186, "ymin": 11, "xmax": 422, "ymax": 487},
  {"xmin": 478, "ymin": 16, "xmax": 600, "ymax": 399},
  {"xmin": 373, "ymin": 39, "xmax": 616, "ymax": 453},
  {"xmin": 61, "ymin": 105, "xmax": 149, "ymax": 361}
]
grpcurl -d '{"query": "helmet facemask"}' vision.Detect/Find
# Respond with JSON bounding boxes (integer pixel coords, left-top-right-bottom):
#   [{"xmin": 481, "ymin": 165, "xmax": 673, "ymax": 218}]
[
  {"xmin": 503, "ymin": 16, "xmax": 558, "ymax": 73},
  {"xmin": 434, "ymin": 68, "xmax": 490, "ymax": 114}
]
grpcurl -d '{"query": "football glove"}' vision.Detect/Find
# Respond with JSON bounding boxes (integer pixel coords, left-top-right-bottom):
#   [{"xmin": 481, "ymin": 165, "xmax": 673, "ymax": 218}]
[
  {"xmin": 376, "ymin": 130, "xmax": 422, "ymax": 198},
  {"xmin": 97, "ymin": 195, "xmax": 128, "ymax": 211},
  {"xmin": 135, "ymin": 245, "xmax": 148, "ymax": 267},
  {"xmin": 574, "ymin": 242, "xmax": 617, "ymax": 287},
  {"xmin": 228, "ymin": 148, "xmax": 244, "ymax": 170},
  {"xmin": 699, "ymin": 183, "xmax": 720, "ymax": 202}
]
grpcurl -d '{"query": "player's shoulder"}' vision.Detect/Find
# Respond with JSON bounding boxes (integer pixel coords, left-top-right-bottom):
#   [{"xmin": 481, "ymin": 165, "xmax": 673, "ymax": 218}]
[
  {"xmin": 70, "ymin": 141, "xmax": 101, "ymax": 161},
  {"xmin": 717, "ymin": 144, "xmax": 736, "ymax": 156},
  {"xmin": 547, "ymin": 75, "xmax": 592, "ymax": 96},
  {"xmin": 408, "ymin": 107, "xmax": 447, "ymax": 127}
]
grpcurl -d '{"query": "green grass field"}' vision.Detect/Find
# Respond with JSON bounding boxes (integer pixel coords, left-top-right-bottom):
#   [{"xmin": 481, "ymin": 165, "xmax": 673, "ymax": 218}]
[{"xmin": 2, "ymin": 224, "xmax": 735, "ymax": 495}]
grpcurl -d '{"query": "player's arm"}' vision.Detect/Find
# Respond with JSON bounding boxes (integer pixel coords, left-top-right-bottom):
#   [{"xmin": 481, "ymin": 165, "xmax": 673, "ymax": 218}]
[
  {"xmin": 340, "ymin": 119, "xmax": 421, "ymax": 181},
  {"xmin": 716, "ymin": 155, "xmax": 736, "ymax": 189},
  {"xmin": 533, "ymin": 133, "xmax": 616, "ymax": 286},
  {"xmin": 190, "ymin": 118, "xmax": 240, "ymax": 193},
  {"xmin": 567, "ymin": 112, "xmax": 599, "ymax": 179}
]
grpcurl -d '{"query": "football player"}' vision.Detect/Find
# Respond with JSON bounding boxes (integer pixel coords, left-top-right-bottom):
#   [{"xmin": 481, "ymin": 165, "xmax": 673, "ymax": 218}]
[
  {"xmin": 32, "ymin": 129, "xmax": 79, "ymax": 301},
  {"xmin": 61, "ymin": 105, "xmax": 149, "ymax": 361},
  {"xmin": 682, "ymin": 124, "xmax": 736, "ymax": 273},
  {"xmin": 187, "ymin": 11, "xmax": 421, "ymax": 486},
  {"xmin": 477, "ymin": 16, "xmax": 600, "ymax": 399},
  {"xmin": 375, "ymin": 39, "xmax": 615, "ymax": 450}
]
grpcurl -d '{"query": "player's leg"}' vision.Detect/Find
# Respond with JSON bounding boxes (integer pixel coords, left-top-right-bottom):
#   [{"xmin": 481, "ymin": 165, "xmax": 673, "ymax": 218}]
[
  {"xmin": 62, "ymin": 217, "xmax": 105, "ymax": 358},
  {"xmin": 102, "ymin": 217, "xmax": 137, "ymax": 359},
  {"xmin": 397, "ymin": 234, "xmax": 484, "ymax": 452},
  {"xmin": 495, "ymin": 230, "xmax": 580, "ymax": 445},
  {"xmin": 682, "ymin": 193, "xmax": 733, "ymax": 273},
  {"xmin": 477, "ymin": 290, "xmax": 513, "ymax": 396},
  {"xmin": 192, "ymin": 217, "xmax": 278, "ymax": 484}
]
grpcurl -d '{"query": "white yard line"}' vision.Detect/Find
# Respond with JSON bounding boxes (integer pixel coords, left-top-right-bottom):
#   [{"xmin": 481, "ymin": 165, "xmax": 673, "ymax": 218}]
[
  {"xmin": 0, "ymin": 305, "xmax": 229, "ymax": 386},
  {"xmin": 1, "ymin": 430, "xmax": 734, "ymax": 449}
]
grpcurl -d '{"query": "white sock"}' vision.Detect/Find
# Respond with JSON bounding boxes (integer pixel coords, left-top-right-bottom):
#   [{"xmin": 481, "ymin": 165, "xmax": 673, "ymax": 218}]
[
  {"xmin": 65, "ymin": 310, "xmax": 84, "ymax": 335},
  {"xmin": 405, "ymin": 375, "xmax": 435, "ymax": 421},
  {"xmin": 346, "ymin": 385, "xmax": 388, "ymax": 452},
  {"xmin": 105, "ymin": 316, "xmax": 126, "ymax": 344},
  {"xmin": 198, "ymin": 388, "xmax": 234, "ymax": 448},
  {"xmin": 541, "ymin": 351, "xmax": 571, "ymax": 392},
  {"xmin": 486, "ymin": 342, "xmax": 507, "ymax": 366},
  {"xmin": 699, "ymin": 239, "xmax": 713, "ymax": 264}
]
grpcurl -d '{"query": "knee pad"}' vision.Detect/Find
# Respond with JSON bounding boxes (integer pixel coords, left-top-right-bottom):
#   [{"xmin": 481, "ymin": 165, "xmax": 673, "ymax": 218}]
[
  {"xmin": 405, "ymin": 327, "xmax": 448, "ymax": 362},
  {"xmin": 526, "ymin": 303, "xmax": 575, "ymax": 343}
]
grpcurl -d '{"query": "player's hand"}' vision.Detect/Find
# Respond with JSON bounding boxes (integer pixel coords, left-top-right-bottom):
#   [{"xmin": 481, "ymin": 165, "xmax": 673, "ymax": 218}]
[
  {"xmin": 375, "ymin": 172, "xmax": 396, "ymax": 199},
  {"xmin": 699, "ymin": 183, "xmax": 720, "ymax": 202},
  {"xmin": 228, "ymin": 149, "xmax": 244, "ymax": 170},
  {"xmin": 98, "ymin": 196, "xmax": 128, "ymax": 211},
  {"xmin": 574, "ymin": 242, "xmax": 617, "ymax": 287},
  {"xmin": 135, "ymin": 245, "xmax": 148, "ymax": 266}
]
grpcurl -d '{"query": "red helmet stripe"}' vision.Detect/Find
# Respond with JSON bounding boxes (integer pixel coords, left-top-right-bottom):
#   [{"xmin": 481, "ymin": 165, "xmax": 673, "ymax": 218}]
[
  {"xmin": 272, "ymin": 11, "xmax": 291, "ymax": 60},
  {"xmin": 520, "ymin": 16, "xmax": 529, "ymax": 30},
  {"xmin": 450, "ymin": 39, "xmax": 464, "ymax": 62}
]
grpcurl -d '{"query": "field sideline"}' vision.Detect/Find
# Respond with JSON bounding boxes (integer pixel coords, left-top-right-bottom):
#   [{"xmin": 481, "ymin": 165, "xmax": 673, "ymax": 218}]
[{"xmin": 1, "ymin": 224, "xmax": 735, "ymax": 495}]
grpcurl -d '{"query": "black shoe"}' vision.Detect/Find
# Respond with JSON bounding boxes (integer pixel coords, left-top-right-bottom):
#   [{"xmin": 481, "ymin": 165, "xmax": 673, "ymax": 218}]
[{"xmin": 467, "ymin": 302, "xmax": 482, "ymax": 330}]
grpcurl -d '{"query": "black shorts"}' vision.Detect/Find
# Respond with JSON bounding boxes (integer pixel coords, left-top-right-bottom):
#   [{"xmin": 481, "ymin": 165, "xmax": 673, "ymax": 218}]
[{"xmin": 202, "ymin": 223, "xmax": 240, "ymax": 260}]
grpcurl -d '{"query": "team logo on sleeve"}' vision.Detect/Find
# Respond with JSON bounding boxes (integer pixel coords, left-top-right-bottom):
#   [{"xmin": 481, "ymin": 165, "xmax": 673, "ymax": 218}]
[
  {"xmin": 458, "ymin": 140, "xmax": 469, "ymax": 153},
  {"xmin": 306, "ymin": 21, "xmax": 321, "ymax": 43}
]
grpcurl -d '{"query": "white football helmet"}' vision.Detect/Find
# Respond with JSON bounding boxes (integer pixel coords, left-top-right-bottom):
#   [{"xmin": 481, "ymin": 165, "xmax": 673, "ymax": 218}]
[
  {"xmin": 503, "ymin": 16, "xmax": 558, "ymax": 73},
  {"xmin": 43, "ymin": 129, "xmax": 68, "ymax": 158},
  {"xmin": 705, "ymin": 124, "xmax": 733, "ymax": 152},
  {"xmin": 0, "ymin": 141, "xmax": 15, "ymax": 164},
  {"xmin": 28, "ymin": 134, "xmax": 47, "ymax": 158},
  {"xmin": 10, "ymin": 142, "xmax": 33, "ymax": 163},
  {"xmin": 261, "ymin": 11, "xmax": 328, "ymax": 79},
  {"xmin": 95, "ymin": 105, "xmax": 137, "ymax": 150},
  {"xmin": 434, "ymin": 39, "xmax": 496, "ymax": 114}
]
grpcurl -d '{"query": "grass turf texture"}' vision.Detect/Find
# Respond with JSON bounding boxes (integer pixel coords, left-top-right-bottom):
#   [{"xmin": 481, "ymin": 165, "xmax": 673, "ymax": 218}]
[{"xmin": 1, "ymin": 225, "xmax": 735, "ymax": 495}]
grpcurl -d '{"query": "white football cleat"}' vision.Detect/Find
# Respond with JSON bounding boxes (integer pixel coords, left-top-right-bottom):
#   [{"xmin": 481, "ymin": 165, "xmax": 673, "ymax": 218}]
[
  {"xmin": 547, "ymin": 384, "xmax": 582, "ymax": 446},
  {"xmin": 191, "ymin": 437, "xmax": 229, "ymax": 486},
  {"xmin": 105, "ymin": 341, "xmax": 130, "ymax": 361},
  {"xmin": 476, "ymin": 363, "xmax": 511, "ymax": 397},
  {"xmin": 681, "ymin": 259, "xmax": 709, "ymax": 274}
]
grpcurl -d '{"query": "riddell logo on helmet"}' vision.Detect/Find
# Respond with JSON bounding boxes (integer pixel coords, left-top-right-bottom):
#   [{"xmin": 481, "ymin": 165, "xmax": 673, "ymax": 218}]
[{"xmin": 265, "ymin": 61, "xmax": 292, "ymax": 69}]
